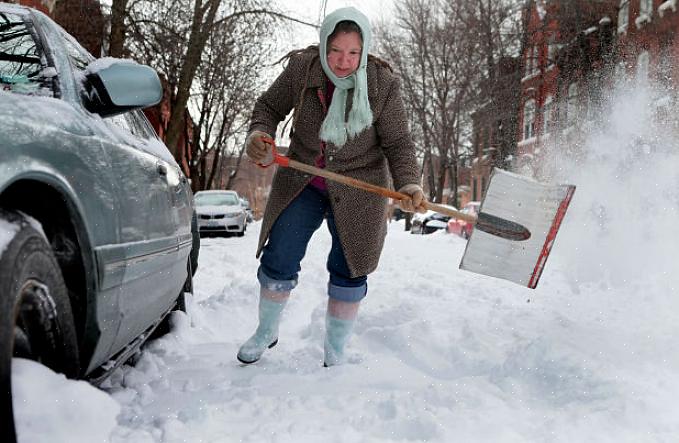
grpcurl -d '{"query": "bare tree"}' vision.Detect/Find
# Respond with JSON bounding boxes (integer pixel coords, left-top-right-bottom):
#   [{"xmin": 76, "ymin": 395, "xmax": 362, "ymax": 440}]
[
  {"xmin": 460, "ymin": 0, "xmax": 524, "ymax": 172},
  {"xmin": 377, "ymin": 0, "xmax": 482, "ymax": 205},
  {"xmin": 110, "ymin": 0, "xmax": 320, "ymax": 173},
  {"xmin": 188, "ymin": 15, "xmax": 274, "ymax": 190}
]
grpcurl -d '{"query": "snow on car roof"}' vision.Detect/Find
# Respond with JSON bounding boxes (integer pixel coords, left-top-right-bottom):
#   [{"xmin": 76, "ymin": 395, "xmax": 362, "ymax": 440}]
[{"xmin": 0, "ymin": 3, "xmax": 31, "ymax": 14}]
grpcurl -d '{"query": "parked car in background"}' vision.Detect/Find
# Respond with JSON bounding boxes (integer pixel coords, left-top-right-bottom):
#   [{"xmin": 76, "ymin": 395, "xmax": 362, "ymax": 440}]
[
  {"xmin": 240, "ymin": 197, "xmax": 253, "ymax": 223},
  {"xmin": 195, "ymin": 190, "xmax": 247, "ymax": 236},
  {"xmin": 0, "ymin": 4, "xmax": 198, "ymax": 441},
  {"xmin": 410, "ymin": 204, "xmax": 458, "ymax": 234},
  {"xmin": 446, "ymin": 201, "xmax": 481, "ymax": 239}
]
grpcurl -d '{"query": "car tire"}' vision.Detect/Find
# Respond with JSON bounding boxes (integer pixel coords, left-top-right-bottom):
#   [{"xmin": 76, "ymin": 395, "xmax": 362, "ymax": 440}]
[{"xmin": 0, "ymin": 211, "xmax": 79, "ymax": 443}]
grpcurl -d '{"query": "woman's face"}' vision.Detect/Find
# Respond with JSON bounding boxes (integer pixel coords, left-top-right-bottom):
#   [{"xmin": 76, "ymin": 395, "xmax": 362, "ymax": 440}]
[{"xmin": 326, "ymin": 31, "xmax": 362, "ymax": 78}]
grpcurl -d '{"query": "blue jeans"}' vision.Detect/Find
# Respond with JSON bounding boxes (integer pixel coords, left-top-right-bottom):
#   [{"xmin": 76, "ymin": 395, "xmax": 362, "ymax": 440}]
[{"xmin": 258, "ymin": 186, "xmax": 367, "ymax": 302}]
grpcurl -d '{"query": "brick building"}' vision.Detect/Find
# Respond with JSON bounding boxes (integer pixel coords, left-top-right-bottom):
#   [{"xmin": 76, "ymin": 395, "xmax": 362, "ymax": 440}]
[
  {"xmin": 513, "ymin": 0, "xmax": 679, "ymax": 179},
  {"xmin": 616, "ymin": 0, "xmax": 679, "ymax": 93},
  {"xmin": 515, "ymin": 0, "xmax": 618, "ymax": 177}
]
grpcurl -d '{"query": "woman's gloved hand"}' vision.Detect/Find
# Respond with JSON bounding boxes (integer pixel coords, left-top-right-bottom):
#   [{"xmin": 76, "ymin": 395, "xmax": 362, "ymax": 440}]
[
  {"xmin": 397, "ymin": 184, "xmax": 427, "ymax": 213},
  {"xmin": 245, "ymin": 130, "xmax": 272, "ymax": 163}
]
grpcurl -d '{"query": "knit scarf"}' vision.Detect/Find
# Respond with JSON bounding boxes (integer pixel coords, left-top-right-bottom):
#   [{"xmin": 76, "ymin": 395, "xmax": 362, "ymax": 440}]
[{"xmin": 319, "ymin": 7, "xmax": 373, "ymax": 148}]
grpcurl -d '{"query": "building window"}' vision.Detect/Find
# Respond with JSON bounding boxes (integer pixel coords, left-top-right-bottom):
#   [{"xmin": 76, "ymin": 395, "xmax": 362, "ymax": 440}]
[
  {"xmin": 615, "ymin": 60, "xmax": 627, "ymax": 82},
  {"xmin": 523, "ymin": 99, "xmax": 536, "ymax": 140},
  {"xmin": 567, "ymin": 83, "xmax": 578, "ymax": 125},
  {"xmin": 636, "ymin": 0, "xmax": 653, "ymax": 26},
  {"xmin": 636, "ymin": 50, "xmax": 650, "ymax": 84},
  {"xmin": 657, "ymin": 46, "xmax": 675, "ymax": 90},
  {"xmin": 542, "ymin": 96, "xmax": 553, "ymax": 135},
  {"xmin": 524, "ymin": 45, "xmax": 539, "ymax": 77},
  {"xmin": 547, "ymin": 35, "xmax": 558, "ymax": 66},
  {"xmin": 524, "ymin": 47, "xmax": 532, "ymax": 76},
  {"xmin": 532, "ymin": 46, "xmax": 539, "ymax": 74},
  {"xmin": 618, "ymin": 0, "xmax": 629, "ymax": 33}
]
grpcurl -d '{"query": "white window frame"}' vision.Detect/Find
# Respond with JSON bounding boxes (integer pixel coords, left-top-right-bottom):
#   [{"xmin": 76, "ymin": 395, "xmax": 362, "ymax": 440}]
[
  {"xmin": 567, "ymin": 83, "xmax": 578, "ymax": 125},
  {"xmin": 636, "ymin": 50, "xmax": 650, "ymax": 84},
  {"xmin": 523, "ymin": 99, "xmax": 536, "ymax": 140},
  {"xmin": 659, "ymin": 0, "xmax": 678, "ymax": 18},
  {"xmin": 615, "ymin": 60, "xmax": 627, "ymax": 82},
  {"xmin": 542, "ymin": 96, "xmax": 553, "ymax": 135},
  {"xmin": 636, "ymin": 0, "xmax": 653, "ymax": 27},
  {"xmin": 531, "ymin": 46, "xmax": 540, "ymax": 75},
  {"xmin": 547, "ymin": 35, "xmax": 559, "ymax": 66},
  {"xmin": 618, "ymin": 0, "xmax": 629, "ymax": 33}
]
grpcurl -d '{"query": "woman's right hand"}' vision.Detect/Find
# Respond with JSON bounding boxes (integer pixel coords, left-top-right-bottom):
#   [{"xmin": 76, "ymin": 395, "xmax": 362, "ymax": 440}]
[
  {"xmin": 397, "ymin": 184, "xmax": 427, "ymax": 213},
  {"xmin": 245, "ymin": 130, "xmax": 272, "ymax": 163}
]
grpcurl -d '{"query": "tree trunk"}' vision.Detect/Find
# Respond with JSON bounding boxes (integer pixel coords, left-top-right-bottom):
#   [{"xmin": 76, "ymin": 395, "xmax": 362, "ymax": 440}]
[
  {"xmin": 108, "ymin": 0, "xmax": 128, "ymax": 57},
  {"xmin": 165, "ymin": 0, "xmax": 221, "ymax": 159}
]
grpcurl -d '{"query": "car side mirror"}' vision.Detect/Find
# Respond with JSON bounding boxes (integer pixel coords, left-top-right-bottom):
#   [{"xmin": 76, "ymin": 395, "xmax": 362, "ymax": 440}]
[{"xmin": 81, "ymin": 58, "xmax": 162, "ymax": 117}]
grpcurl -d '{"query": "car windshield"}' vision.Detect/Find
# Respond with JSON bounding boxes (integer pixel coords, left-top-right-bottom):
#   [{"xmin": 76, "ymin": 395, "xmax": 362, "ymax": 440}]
[
  {"xmin": 195, "ymin": 193, "xmax": 240, "ymax": 206},
  {"xmin": 0, "ymin": 12, "xmax": 51, "ymax": 96}
]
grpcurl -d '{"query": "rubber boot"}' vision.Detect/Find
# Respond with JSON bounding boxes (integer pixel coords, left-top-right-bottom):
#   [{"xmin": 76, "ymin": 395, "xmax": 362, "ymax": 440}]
[
  {"xmin": 237, "ymin": 287, "xmax": 289, "ymax": 364},
  {"xmin": 323, "ymin": 298, "xmax": 360, "ymax": 367}
]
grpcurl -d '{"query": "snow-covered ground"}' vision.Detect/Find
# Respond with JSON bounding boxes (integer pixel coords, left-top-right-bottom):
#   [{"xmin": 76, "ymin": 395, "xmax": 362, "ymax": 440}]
[{"xmin": 12, "ymin": 85, "xmax": 679, "ymax": 442}]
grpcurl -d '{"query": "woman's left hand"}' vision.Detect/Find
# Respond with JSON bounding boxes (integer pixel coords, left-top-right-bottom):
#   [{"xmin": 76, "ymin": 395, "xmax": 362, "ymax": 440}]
[{"xmin": 397, "ymin": 184, "xmax": 427, "ymax": 213}]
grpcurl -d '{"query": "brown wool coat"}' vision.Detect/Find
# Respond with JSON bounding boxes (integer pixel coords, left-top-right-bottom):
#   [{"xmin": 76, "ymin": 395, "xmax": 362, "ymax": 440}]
[{"xmin": 249, "ymin": 49, "xmax": 419, "ymax": 278}]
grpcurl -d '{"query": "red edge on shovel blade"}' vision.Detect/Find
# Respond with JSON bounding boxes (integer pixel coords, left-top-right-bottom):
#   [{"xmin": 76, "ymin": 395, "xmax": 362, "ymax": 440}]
[{"xmin": 527, "ymin": 185, "xmax": 576, "ymax": 289}]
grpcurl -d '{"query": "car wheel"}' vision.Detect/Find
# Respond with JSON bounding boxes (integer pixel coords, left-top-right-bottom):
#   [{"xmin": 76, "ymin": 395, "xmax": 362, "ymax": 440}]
[
  {"xmin": 461, "ymin": 228, "xmax": 468, "ymax": 239},
  {"xmin": 0, "ymin": 211, "xmax": 79, "ymax": 442}
]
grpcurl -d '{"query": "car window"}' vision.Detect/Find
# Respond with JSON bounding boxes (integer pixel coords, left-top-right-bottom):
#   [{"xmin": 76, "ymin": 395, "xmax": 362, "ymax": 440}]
[
  {"xmin": 124, "ymin": 110, "xmax": 158, "ymax": 140},
  {"xmin": 104, "ymin": 110, "xmax": 156, "ymax": 140},
  {"xmin": 59, "ymin": 28, "xmax": 92, "ymax": 72},
  {"xmin": 195, "ymin": 194, "xmax": 240, "ymax": 206},
  {"xmin": 0, "ymin": 11, "xmax": 53, "ymax": 96}
]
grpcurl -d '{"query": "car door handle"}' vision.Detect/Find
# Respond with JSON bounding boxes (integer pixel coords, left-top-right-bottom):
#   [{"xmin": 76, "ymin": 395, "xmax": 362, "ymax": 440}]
[{"xmin": 157, "ymin": 163, "xmax": 167, "ymax": 176}]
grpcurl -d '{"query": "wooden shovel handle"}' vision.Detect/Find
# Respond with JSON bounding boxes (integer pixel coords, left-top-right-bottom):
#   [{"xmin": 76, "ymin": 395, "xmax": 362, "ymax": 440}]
[
  {"xmin": 258, "ymin": 137, "xmax": 477, "ymax": 224},
  {"xmin": 289, "ymin": 158, "xmax": 477, "ymax": 223}
]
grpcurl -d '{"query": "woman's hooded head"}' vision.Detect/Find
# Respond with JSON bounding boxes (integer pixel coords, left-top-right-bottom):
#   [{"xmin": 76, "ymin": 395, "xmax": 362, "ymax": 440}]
[{"xmin": 318, "ymin": 7, "xmax": 373, "ymax": 148}]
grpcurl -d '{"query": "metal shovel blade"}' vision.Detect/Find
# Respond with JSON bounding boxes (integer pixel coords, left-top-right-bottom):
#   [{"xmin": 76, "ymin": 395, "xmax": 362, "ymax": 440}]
[{"xmin": 460, "ymin": 169, "xmax": 575, "ymax": 289}]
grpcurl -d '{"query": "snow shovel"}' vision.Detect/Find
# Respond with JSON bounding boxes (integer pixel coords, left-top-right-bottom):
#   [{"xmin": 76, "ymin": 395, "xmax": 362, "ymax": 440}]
[{"xmin": 258, "ymin": 138, "xmax": 575, "ymax": 288}]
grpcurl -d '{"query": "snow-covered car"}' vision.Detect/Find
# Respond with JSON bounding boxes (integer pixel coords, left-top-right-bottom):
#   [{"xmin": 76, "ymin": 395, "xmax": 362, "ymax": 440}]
[
  {"xmin": 446, "ymin": 201, "xmax": 480, "ymax": 239},
  {"xmin": 195, "ymin": 190, "xmax": 247, "ymax": 236},
  {"xmin": 0, "ymin": 4, "xmax": 198, "ymax": 440},
  {"xmin": 410, "ymin": 204, "xmax": 458, "ymax": 234}
]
